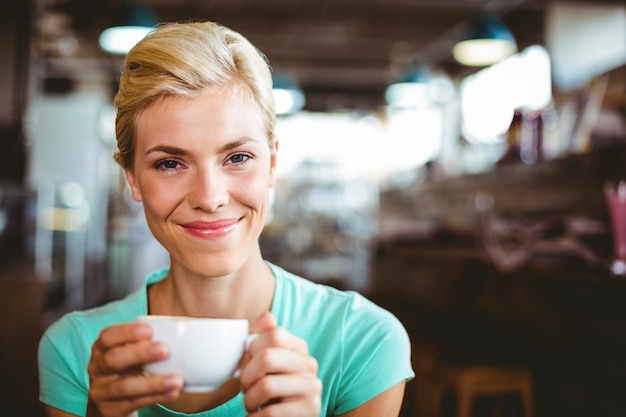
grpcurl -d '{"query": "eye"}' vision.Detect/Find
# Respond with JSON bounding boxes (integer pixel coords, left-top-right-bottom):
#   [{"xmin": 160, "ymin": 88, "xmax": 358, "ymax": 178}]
[
  {"xmin": 227, "ymin": 153, "xmax": 251, "ymax": 165},
  {"xmin": 154, "ymin": 159, "xmax": 184, "ymax": 170}
]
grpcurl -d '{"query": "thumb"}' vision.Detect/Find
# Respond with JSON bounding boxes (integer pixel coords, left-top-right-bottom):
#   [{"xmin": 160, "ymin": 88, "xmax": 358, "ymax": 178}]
[
  {"xmin": 250, "ymin": 311, "xmax": 277, "ymax": 334},
  {"xmin": 240, "ymin": 312, "xmax": 276, "ymax": 364}
]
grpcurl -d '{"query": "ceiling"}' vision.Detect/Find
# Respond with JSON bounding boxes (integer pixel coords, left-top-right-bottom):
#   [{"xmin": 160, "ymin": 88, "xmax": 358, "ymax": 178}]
[{"xmin": 33, "ymin": 0, "xmax": 626, "ymax": 111}]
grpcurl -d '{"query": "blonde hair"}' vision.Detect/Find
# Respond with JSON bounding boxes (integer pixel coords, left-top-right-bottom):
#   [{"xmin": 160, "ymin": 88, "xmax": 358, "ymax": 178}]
[{"xmin": 113, "ymin": 21, "xmax": 276, "ymax": 169}]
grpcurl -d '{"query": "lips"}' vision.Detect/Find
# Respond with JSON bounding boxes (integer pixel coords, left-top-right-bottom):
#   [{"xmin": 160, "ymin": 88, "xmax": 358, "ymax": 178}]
[{"xmin": 181, "ymin": 219, "xmax": 240, "ymax": 239}]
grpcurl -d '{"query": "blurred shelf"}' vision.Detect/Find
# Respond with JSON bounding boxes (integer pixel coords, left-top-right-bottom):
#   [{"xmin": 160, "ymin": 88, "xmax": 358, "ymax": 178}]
[{"xmin": 380, "ymin": 144, "xmax": 626, "ymax": 237}]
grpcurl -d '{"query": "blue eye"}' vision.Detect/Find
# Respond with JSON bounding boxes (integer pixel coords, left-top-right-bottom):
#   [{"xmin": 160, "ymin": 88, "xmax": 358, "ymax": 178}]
[
  {"xmin": 154, "ymin": 159, "xmax": 183, "ymax": 170},
  {"xmin": 228, "ymin": 153, "xmax": 251, "ymax": 164}
]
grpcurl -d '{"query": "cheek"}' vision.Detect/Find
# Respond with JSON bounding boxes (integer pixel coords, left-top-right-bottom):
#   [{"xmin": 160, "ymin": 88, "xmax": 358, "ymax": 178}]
[
  {"xmin": 140, "ymin": 181, "xmax": 179, "ymax": 217},
  {"xmin": 234, "ymin": 174, "xmax": 271, "ymax": 209}
]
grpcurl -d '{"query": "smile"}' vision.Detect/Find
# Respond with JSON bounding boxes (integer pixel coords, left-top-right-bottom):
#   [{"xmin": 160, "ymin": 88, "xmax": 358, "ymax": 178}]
[{"xmin": 181, "ymin": 219, "xmax": 240, "ymax": 239}]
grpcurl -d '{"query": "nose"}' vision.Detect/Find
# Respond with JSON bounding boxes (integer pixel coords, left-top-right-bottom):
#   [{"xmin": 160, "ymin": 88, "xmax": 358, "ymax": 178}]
[{"xmin": 188, "ymin": 165, "xmax": 229, "ymax": 212}]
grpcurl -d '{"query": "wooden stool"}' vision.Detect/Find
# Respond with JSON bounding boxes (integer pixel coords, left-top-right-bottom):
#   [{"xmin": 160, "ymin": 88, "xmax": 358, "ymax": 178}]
[{"xmin": 430, "ymin": 365, "xmax": 534, "ymax": 417}]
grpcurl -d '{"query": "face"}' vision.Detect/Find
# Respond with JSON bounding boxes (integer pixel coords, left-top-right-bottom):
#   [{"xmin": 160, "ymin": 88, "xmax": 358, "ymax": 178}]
[{"xmin": 126, "ymin": 87, "xmax": 277, "ymax": 277}]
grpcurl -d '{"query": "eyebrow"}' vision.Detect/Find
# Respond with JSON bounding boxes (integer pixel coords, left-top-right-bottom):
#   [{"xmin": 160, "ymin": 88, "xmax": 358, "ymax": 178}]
[
  {"xmin": 144, "ymin": 145, "xmax": 188, "ymax": 157},
  {"xmin": 218, "ymin": 137, "xmax": 257, "ymax": 153},
  {"xmin": 144, "ymin": 137, "xmax": 258, "ymax": 157}
]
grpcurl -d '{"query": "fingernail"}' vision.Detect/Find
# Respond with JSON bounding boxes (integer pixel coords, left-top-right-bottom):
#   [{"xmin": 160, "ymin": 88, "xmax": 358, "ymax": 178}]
[
  {"xmin": 163, "ymin": 374, "xmax": 183, "ymax": 389},
  {"xmin": 149, "ymin": 342, "xmax": 168, "ymax": 357},
  {"xmin": 134, "ymin": 324, "xmax": 151, "ymax": 338}
]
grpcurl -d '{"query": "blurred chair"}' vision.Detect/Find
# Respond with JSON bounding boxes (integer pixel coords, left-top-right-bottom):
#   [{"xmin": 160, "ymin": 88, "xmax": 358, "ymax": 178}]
[{"xmin": 415, "ymin": 349, "xmax": 534, "ymax": 417}]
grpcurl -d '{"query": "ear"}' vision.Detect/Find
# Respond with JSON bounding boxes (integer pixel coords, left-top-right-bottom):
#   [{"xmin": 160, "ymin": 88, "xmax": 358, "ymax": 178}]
[
  {"xmin": 268, "ymin": 136, "xmax": 279, "ymax": 188},
  {"xmin": 125, "ymin": 169, "xmax": 143, "ymax": 202}
]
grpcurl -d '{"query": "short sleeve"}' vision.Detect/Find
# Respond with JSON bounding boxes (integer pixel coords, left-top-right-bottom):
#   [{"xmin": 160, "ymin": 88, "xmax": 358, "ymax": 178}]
[
  {"xmin": 333, "ymin": 294, "xmax": 414, "ymax": 414},
  {"xmin": 38, "ymin": 316, "xmax": 91, "ymax": 416}
]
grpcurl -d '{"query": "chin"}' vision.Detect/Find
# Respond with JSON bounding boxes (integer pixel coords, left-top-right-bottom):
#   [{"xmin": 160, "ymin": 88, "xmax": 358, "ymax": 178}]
[
  {"xmin": 168, "ymin": 236, "xmax": 260, "ymax": 278},
  {"xmin": 184, "ymin": 254, "xmax": 246, "ymax": 278}
]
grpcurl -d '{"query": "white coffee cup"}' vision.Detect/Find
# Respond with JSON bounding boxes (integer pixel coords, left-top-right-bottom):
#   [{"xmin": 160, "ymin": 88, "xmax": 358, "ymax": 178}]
[{"xmin": 137, "ymin": 315, "xmax": 250, "ymax": 392}]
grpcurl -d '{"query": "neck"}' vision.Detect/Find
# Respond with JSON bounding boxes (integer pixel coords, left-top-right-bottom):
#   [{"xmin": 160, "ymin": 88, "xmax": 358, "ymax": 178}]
[{"xmin": 148, "ymin": 252, "xmax": 275, "ymax": 323}]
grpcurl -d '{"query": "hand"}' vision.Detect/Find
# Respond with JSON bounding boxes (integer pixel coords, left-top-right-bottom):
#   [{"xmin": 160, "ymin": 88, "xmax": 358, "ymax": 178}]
[
  {"xmin": 239, "ymin": 312, "xmax": 322, "ymax": 417},
  {"xmin": 86, "ymin": 322, "xmax": 184, "ymax": 417}
]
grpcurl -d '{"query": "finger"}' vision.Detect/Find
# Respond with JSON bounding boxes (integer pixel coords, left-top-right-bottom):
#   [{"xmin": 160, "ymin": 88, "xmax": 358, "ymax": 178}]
[
  {"xmin": 90, "ymin": 339, "xmax": 170, "ymax": 377},
  {"xmin": 90, "ymin": 388, "xmax": 181, "ymax": 417},
  {"xmin": 242, "ymin": 312, "xmax": 279, "ymax": 374},
  {"xmin": 248, "ymin": 327, "xmax": 309, "ymax": 357},
  {"xmin": 250, "ymin": 311, "xmax": 277, "ymax": 335},
  {"xmin": 240, "ymin": 348, "xmax": 318, "ymax": 389},
  {"xmin": 92, "ymin": 373, "xmax": 184, "ymax": 401},
  {"xmin": 243, "ymin": 373, "xmax": 322, "ymax": 413},
  {"xmin": 89, "ymin": 374, "xmax": 184, "ymax": 416},
  {"xmin": 94, "ymin": 323, "xmax": 153, "ymax": 352}
]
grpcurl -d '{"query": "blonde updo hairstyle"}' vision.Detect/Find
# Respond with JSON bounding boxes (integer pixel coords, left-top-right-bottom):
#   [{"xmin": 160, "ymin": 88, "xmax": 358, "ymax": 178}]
[{"xmin": 113, "ymin": 21, "xmax": 276, "ymax": 170}]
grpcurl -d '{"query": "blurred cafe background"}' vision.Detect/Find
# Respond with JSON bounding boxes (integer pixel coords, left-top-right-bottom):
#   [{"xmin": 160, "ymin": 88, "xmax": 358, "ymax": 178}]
[{"xmin": 2, "ymin": 0, "xmax": 626, "ymax": 416}]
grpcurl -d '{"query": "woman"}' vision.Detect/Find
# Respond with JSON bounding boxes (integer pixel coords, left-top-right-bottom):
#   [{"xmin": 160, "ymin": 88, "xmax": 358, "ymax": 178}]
[{"xmin": 38, "ymin": 21, "xmax": 414, "ymax": 417}]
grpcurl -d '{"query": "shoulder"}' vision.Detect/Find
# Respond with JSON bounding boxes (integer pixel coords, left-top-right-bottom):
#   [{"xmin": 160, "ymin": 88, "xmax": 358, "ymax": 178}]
[
  {"xmin": 269, "ymin": 262, "xmax": 407, "ymax": 340},
  {"xmin": 43, "ymin": 267, "xmax": 165, "ymax": 341},
  {"xmin": 40, "ymin": 279, "xmax": 150, "ymax": 356},
  {"xmin": 270, "ymin": 262, "xmax": 365, "ymax": 314},
  {"xmin": 270, "ymin": 262, "xmax": 394, "ymax": 313}
]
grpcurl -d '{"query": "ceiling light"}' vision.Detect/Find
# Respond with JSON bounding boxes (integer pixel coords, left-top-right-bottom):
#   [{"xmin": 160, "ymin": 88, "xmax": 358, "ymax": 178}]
[
  {"xmin": 99, "ymin": 1, "xmax": 158, "ymax": 55},
  {"xmin": 453, "ymin": 14, "xmax": 517, "ymax": 67},
  {"xmin": 385, "ymin": 67, "xmax": 433, "ymax": 107},
  {"xmin": 272, "ymin": 71, "xmax": 306, "ymax": 115}
]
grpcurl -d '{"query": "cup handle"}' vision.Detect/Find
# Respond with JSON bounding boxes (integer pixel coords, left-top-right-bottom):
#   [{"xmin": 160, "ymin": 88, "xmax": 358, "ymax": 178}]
[
  {"xmin": 234, "ymin": 334, "xmax": 258, "ymax": 378},
  {"xmin": 245, "ymin": 333, "xmax": 258, "ymax": 350}
]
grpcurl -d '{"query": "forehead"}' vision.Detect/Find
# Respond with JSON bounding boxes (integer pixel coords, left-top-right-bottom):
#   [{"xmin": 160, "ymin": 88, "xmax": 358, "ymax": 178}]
[
  {"xmin": 135, "ymin": 86, "xmax": 265, "ymax": 137},
  {"xmin": 141, "ymin": 83, "xmax": 256, "ymax": 116}
]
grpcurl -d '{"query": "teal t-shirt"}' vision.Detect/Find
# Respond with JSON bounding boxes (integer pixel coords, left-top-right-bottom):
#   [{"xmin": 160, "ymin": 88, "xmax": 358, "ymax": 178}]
[{"xmin": 39, "ymin": 262, "xmax": 414, "ymax": 416}]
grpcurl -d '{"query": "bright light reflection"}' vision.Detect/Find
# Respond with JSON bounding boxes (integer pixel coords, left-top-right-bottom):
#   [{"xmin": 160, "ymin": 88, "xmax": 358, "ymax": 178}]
[
  {"xmin": 275, "ymin": 113, "xmax": 381, "ymax": 180},
  {"xmin": 273, "ymin": 88, "xmax": 305, "ymax": 115},
  {"xmin": 272, "ymin": 107, "xmax": 443, "ymax": 189},
  {"xmin": 461, "ymin": 45, "xmax": 552, "ymax": 143},
  {"xmin": 59, "ymin": 182, "xmax": 85, "ymax": 208},
  {"xmin": 453, "ymin": 38, "xmax": 518, "ymax": 67},
  {"xmin": 99, "ymin": 26, "xmax": 152, "ymax": 54},
  {"xmin": 40, "ymin": 207, "xmax": 90, "ymax": 232},
  {"xmin": 384, "ymin": 107, "xmax": 442, "ymax": 175},
  {"xmin": 385, "ymin": 82, "xmax": 432, "ymax": 107}
]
